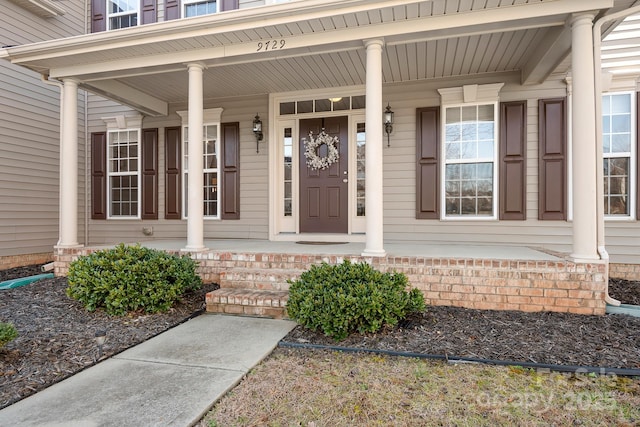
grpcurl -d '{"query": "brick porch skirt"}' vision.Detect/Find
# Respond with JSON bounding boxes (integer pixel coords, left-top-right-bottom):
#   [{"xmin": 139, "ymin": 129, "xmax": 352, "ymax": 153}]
[{"xmin": 53, "ymin": 246, "xmax": 607, "ymax": 316}]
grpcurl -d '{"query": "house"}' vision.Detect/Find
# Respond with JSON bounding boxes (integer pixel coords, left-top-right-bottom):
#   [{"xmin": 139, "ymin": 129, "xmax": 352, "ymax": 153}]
[
  {"xmin": 2, "ymin": 0, "xmax": 640, "ymax": 316},
  {"xmin": 0, "ymin": 0, "xmax": 85, "ymax": 269}
]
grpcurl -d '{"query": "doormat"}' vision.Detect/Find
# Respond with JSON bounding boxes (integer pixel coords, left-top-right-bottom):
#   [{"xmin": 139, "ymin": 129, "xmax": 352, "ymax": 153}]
[{"xmin": 295, "ymin": 241, "xmax": 348, "ymax": 245}]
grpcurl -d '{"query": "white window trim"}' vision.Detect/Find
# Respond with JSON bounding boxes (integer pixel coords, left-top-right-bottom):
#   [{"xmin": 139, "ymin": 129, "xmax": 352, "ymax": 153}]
[
  {"xmin": 182, "ymin": 0, "xmax": 219, "ymax": 18},
  {"xmin": 107, "ymin": 0, "xmax": 139, "ymax": 31},
  {"xmin": 101, "ymin": 115, "xmax": 143, "ymax": 219},
  {"xmin": 176, "ymin": 108, "xmax": 223, "ymax": 220},
  {"xmin": 602, "ymin": 90, "xmax": 637, "ymax": 221},
  {"xmin": 438, "ymin": 84, "xmax": 503, "ymax": 221}
]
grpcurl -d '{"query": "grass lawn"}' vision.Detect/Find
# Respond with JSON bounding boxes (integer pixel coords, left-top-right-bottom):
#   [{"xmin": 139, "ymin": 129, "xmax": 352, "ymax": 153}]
[{"xmin": 199, "ymin": 348, "xmax": 640, "ymax": 427}]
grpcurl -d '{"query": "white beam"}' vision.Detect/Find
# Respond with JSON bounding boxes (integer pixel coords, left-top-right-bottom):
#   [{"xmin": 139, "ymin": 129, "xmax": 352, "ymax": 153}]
[
  {"xmin": 85, "ymin": 80, "xmax": 168, "ymax": 117},
  {"xmin": 521, "ymin": 26, "xmax": 572, "ymax": 85}
]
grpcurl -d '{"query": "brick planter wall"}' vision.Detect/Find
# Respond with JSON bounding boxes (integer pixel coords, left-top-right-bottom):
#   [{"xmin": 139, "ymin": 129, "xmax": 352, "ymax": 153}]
[
  {"xmin": 609, "ymin": 263, "xmax": 640, "ymax": 281},
  {"xmin": 1, "ymin": 252, "xmax": 54, "ymax": 270},
  {"xmin": 54, "ymin": 247, "xmax": 607, "ymax": 315}
]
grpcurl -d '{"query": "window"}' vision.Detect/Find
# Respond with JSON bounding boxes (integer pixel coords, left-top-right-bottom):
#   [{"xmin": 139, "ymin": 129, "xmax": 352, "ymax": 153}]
[
  {"xmin": 107, "ymin": 129, "xmax": 140, "ymax": 218},
  {"xmin": 602, "ymin": 92, "xmax": 635, "ymax": 217},
  {"xmin": 443, "ymin": 104, "xmax": 497, "ymax": 218},
  {"xmin": 356, "ymin": 122, "xmax": 366, "ymax": 216},
  {"xmin": 283, "ymin": 128, "xmax": 293, "ymax": 217},
  {"xmin": 183, "ymin": 0, "xmax": 217, "ymax": 17},
  {"xmin": 107, "ymin": 0, "xmax": 138, "ymax": 30},
  {"xmin": 182, "ymin": 124, "xmax": 220, "ymax": 218}
]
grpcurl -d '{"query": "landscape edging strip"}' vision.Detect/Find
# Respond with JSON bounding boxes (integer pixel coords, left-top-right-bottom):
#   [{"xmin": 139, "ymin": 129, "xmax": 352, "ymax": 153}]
[{"xmin": 278, "ymin": 341, "xmax": 640, "ymax": 377}]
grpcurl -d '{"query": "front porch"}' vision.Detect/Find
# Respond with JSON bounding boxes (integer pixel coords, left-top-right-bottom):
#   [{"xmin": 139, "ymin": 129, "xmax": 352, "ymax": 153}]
[{"xmin": 53, "ymin": 240, "xmax": 607, "ymax": 318}]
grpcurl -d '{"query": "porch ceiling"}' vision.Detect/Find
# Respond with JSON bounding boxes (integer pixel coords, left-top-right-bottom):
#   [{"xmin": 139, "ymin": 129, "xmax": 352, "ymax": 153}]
[{"xmin": 1, "ymin": 0, "xmax": 636, "ymax": 115}]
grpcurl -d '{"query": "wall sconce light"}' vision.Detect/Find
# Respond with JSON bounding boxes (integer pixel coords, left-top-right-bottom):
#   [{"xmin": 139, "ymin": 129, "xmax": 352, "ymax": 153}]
[
  {"xmin": 252, "ymin": 113, "xmax": 263, "ymax": 153},
  {"xmin": 384, "ymin": 104, "xmax": 394, "ymax": 147}
]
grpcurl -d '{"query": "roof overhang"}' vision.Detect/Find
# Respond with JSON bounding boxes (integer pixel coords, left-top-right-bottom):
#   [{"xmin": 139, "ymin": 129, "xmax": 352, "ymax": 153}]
[{"xmin": 0, "ymin": 0, "xmax": 625, "ymax": 116}]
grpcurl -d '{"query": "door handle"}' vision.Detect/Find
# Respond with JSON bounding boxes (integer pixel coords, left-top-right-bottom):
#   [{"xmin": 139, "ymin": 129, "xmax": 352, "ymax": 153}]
[{"xmin": 342, "ymin": 178, "xmax": 348, "ymax": 183}]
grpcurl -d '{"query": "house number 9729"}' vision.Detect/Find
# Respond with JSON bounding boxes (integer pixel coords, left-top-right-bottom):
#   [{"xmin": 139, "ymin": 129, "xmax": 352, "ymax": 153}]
[{"xmin": 256, "ymin": 40, "xmax": 286, "ymax": 51}]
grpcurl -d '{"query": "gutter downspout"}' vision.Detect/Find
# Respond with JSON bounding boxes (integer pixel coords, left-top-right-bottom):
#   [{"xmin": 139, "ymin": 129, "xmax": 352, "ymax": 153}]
[
  {"xmin": 40, "ymin": 74, "xmax": 64, "ymax": 247},
  {"xmin": 592, "ymin": 5, "xmax": 640, "ymax": 306}
]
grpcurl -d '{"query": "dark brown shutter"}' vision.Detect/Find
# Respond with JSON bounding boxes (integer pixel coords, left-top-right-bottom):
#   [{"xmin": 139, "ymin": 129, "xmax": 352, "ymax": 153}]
[
  {"xmin": 221, "ymin": 122, "xmax": 240, "ymax": 219},
  {"xmin": 220, "ymin": 0, "xmax": 239, "ymax": 11},
  {"xmin": 538, "ymin": 98, "xmax": 567, "ymax": 220},
  {"xmin": 91, "ymin": 132, "xmax": 107, "ymax": 219},
  {"xmin": 416, "ymin": 107, "xmax": 440, "ymax": 219},
  {"xmin": 499, "ymin": 101, "xmax": 527, "ymax": 220},
  {"xmin": 165, "ymin": 127, "xmax": 182, "ymax": 219},
  {"xmin": 637, "ymin": 93, "xmax": 640, "ymax": 220},
  {"xmin": 164, "ymin": 0, "xmax": 180, "ymax": 20},
  {"xmin": 141, "ymin": 128, "xmax": 158, "ymax": 219},
  {"xmin": 91, "ymin": 0, "xmax": 106, "ymax": 32},
  {"xmin": 141, "ymin": 0, "xmax": 157, "ymax": 24}
]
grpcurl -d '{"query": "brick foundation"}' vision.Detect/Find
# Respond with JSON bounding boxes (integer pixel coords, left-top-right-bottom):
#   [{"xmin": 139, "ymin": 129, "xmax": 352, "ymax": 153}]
[
  {"xmin": 609, "ymin": 263, "xmax": 640, "ymax": 281},
  {"xmin": 53, "ymin": 247, "xmax": 607, "ymax": 316},
  {"xmin": 0, "ymin": 252, "xmax": 54, "ymax": 270}
]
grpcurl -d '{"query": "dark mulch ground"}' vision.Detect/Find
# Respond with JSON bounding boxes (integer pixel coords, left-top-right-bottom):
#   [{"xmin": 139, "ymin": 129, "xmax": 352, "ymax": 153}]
[
  {"xmin": 0, "ymin": 264, "xmax": 218, "ymax": 410},
  {"xmin": 0, "ymin": 264, "xmax": 639, "ymax": 411}
]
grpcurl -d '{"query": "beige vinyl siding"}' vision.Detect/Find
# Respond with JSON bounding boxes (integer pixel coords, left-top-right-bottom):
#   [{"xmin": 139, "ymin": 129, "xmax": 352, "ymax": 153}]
[
  {"xmin": 382, "ymin": 72, "xmax": 573, "ymax": 254},
  {"xmin": 0, "ymin": 0, "xmax": 86, "ymax": 259},
  {"xmin": 84, "ymin": 94, "xmax": 269, "ymax": 245}
]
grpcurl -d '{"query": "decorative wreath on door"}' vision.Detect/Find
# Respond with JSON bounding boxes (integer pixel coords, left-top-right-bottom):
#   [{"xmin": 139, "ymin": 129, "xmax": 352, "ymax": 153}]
[{"xmin": 303, "ymin": 129, "xmax": 340, "ymax": 171}]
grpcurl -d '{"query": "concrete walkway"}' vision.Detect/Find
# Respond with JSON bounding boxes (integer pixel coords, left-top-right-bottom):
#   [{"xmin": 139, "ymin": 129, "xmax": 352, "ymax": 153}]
[{"xmin": 0, "ymin": 315, "xmax": 296, "ymax": 427}]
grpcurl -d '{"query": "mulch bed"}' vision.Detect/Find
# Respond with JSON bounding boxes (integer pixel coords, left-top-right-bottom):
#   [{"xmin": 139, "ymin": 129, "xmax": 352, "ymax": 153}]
[
  {"xmin": 1, "ymin": 264, "xmax": 639, "ymax": 410},
  {"xmin": 0, "ymin": 265, "xmax": 218, "ymax": 410}
]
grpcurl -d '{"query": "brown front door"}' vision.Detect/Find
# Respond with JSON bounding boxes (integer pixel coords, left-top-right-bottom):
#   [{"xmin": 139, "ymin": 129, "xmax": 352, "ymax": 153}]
[{"xmin": 299, "ymin": 116, "xmax": 349, "ymax": 233}]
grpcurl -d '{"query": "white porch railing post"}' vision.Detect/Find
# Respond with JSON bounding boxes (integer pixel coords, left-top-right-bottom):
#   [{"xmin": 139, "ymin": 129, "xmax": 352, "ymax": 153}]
[
  {"xmin": 362, "ymin": 39, "xmax": 386, "ymax": 257},
  {"xmin": 570, "ymin": 13, "xmax": 599, "ymax": 261},
  {"xmin": 185, "ymin": 63, "xmax": 206, "ymax": 251}
]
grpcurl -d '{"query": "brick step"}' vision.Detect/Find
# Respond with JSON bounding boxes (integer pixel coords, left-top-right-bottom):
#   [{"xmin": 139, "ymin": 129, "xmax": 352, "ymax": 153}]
[
  {"xmin": 205, "ymin": 288, "xmax": 289, "ymax": 319},
  {"xmin": 219, "ymin": 268, "xmax": 304, "ymax": 291}
]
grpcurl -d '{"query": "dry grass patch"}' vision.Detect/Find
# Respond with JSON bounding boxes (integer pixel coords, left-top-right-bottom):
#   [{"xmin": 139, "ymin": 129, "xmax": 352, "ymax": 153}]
[{"xmin": 199, "ymin": 348, "xmax": 640, "ymax": 427}]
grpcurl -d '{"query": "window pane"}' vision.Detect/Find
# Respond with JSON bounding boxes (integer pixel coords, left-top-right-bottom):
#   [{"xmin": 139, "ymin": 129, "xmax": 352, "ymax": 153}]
[
  {"xmin": 445, "ymin": 107, "xmax": 460, "ymax": 124},
  {"xmin": 445, "ymin": 124, "xmax": 460, "ymax": 143},
  {"xmin": 351, "ymin": 95, "xmax": 366, "ymax": 109},
  {"xmin": 461, "ymin": 141, "xmax": 476, "ymax": 159},
  {"xmin": 603, "ymin": 157, "xmax": 630, "ymax": 216},
  {"xmin": 204, "ymin": 172, "xmax": 218, "ymax": 216},
  {"xmin": 477, "ymin": 104, "xmax": 494, "ymax": 121},
  {"xmin": 315, "ymin": 99, "xmax": 331, "ymax": 112},
  {"xmin": 333, "ymin": 97, "xmax": 350, "ymax": 110},
  {"xmin": 356, "ymin": 123, "xmax": 366, "ymax": 217},
  {"xmin": 611, "ymin": 134, "xmax": 630, "ymax": 153},
  {"xmin": 611, "ymin": 115, "xmax": 630, "ymax": 133},
  {"xmin": 445, "ymin": 141, "xmax": 460, "ymax": 160},
  {"xmin": 612, "ymin": 94, "xmax": 631, "ymax": 113},
  {"xmin": 297, "ymin": 100, "xmax": 313, "ymax": 113},
  {"xmin": 280, "ymin": 102, "xmax": 295, "ymax": 115},
  {"xmin": 461, "ymin": 106, "xmax": 476, "ymax": 122}
]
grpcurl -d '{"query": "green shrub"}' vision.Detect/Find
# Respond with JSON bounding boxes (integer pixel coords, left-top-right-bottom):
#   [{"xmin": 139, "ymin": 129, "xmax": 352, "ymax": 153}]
[
  {"xmin": 66, "ymin": 243, "xmax": 202, "ymax": 316},
  {"xmin": 0, "ymin": 322, "xmax": 18, "ymax": 348},
  {"xmin": 286, "ymin": 260, "xmax": 425, "ymax": 341}
]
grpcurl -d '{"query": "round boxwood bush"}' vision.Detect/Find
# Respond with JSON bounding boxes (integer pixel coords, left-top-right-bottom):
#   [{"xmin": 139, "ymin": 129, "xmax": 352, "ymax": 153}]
[
  {"xmin": 0, "ymin": 322, "xmax": 18, "ymax": 348},
  {"xmin": 286, "ymin": 260, "xmax": 425, "ymax": 341},
  {"xmin": 66, "ymin": 243, "xmax": 202, "ymax": 316}
]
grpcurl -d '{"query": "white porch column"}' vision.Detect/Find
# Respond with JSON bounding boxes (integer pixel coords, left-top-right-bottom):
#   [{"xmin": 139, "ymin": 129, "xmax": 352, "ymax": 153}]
[
  {"xmin": 184, "ymin": 63, "xmax": 206, "ymax": 251},
  {"xmin": 57, "ymin": 78, "xmax": 79, "ymax": 248},
  {"xmin": 362, "ymin": 39, "xmax": 386, "ymax": 257},
  {"xmin": 570, "ymin": 13, "xmax": 599, "ymax": 261}
]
